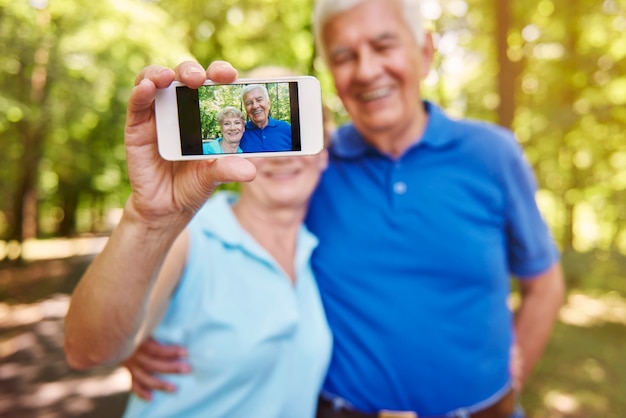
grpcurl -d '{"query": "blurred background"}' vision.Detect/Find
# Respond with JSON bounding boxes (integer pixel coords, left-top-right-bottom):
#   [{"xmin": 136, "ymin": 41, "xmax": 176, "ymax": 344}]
[{"xmin": 0, "ymin": 0, "xmax": 625, "ymax": 416}]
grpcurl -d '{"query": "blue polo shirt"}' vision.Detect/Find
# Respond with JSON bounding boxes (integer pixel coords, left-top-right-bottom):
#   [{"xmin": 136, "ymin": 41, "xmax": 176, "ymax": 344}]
[
  {"xmin": 240, "ymin": 116, "xmax": 292, "ymax": 152},
  {"xmin": 305, "ymin": 101, "xmax": 559, "ymax": 416}
]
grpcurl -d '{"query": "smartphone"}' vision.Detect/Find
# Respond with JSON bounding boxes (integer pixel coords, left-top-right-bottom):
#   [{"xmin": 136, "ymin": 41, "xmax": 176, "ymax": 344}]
[{"xmin": 154, "ymin": 76, "xmax": 324, "ymax": 160}]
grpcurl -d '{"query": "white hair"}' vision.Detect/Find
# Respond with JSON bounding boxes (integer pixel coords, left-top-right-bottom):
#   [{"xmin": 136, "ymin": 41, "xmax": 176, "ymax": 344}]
[
  {"xmin": 313, "ymin": 0, "xmax": 426, "ymax": 64},
  {"xmin": 241, "ymin": 84, "xmax": 269, "ymax": 102}
]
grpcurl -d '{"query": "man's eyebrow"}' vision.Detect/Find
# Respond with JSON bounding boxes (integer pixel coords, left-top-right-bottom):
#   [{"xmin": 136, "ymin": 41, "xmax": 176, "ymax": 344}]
[
  {"xmin": 329, "ymin": 32, "xmax": 399, "ymax": 58},
  {"xmin": 371, "ymin": 32, "xmax": 398, "ymax": 43},
  {"xmin": 329, "ymin": 46, "xmax": 351, "ymax": 59}
]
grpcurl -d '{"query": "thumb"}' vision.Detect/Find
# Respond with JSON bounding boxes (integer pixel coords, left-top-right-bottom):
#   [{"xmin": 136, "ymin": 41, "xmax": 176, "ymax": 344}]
[{"xmin": 199, "ymin": 156, "xmax": 257, "ymax": 188}]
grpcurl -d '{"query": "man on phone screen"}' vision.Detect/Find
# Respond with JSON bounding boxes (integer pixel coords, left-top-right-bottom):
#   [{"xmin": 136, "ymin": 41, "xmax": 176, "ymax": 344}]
[{"xmin": 239, "ymin": 84, "xmax": 292, "ymax": 152}]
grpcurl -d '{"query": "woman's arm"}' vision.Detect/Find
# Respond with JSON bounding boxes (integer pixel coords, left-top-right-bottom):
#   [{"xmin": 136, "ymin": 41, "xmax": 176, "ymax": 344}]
[
  {"xmin": 64, "ymin": 213, "xmax": 188, "ymax": 369},
  {"xmin": 63, "ymin": 61, "xmax": 255, "ymax": 370}
]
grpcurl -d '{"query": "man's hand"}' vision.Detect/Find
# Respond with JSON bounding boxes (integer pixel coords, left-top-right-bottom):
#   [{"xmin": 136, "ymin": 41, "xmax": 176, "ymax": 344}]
[
  {"xmin": 510, "ymin": 343, "xmax": 523, "ymax": 391},
  {"xmin": 123, "ymin": 60, "xmax": 257, "ymax": 230},
  {"xmin": 123, "ymin": 338, "xmax": 191, "ymax": 401}
]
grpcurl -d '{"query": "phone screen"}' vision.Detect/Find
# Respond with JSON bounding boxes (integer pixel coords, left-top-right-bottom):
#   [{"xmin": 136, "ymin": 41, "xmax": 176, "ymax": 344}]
[{"xmin": 175, "ymin": 82, "xmax": 301, "ymax": 156}]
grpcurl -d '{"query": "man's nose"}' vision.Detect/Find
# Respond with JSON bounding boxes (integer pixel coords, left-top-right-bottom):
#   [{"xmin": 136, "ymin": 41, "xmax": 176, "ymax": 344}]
[{"xmin": 355, "ymin": 48, "xmax": 382, "ymax": 81}]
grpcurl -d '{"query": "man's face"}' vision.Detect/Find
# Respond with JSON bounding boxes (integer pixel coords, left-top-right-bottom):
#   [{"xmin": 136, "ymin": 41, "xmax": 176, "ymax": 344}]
[
  {"xmin": 322, "ymin": 0, "xmax": 432, "ymax": 140},
  {"xmin": 243, "ymin": 88, "xmax": 271, "ymax": 129}
]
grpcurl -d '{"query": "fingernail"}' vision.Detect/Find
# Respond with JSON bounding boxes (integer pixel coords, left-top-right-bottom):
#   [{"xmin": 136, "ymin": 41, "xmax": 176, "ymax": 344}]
[
  {"xmin": 187, "ymin": 67, "xmax": 205, "ymax": 75},
  {"xmin": 157, "ymin": 67, "xmax": 174, "ymax": 76},
  {"xmin": 180, "ymin": 364, "xmax": 192, "ymax": 373}
]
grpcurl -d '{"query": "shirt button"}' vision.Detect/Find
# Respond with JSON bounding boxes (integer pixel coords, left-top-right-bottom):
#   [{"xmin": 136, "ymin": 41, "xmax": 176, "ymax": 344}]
[{"xmin": 393, "ymin": 181, "xmax": 407, "ymax": 195}]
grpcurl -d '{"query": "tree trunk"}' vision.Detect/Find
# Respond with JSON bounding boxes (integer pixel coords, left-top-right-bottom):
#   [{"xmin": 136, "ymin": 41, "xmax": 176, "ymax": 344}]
[
  {"xmin": 494, "ymin": 0, "xmax": 521, "ymax": 129},
  {"xmin": 58, "ymin": 186, "xmax": 80, "ymax": 237},
  {"xmin": 10, "ymin": 124, "xmax": 46, "ymax": 242}
]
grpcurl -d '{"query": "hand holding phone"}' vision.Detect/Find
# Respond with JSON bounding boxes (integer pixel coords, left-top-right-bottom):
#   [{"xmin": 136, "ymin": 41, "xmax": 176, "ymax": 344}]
[
  {"xmin": 123, "ymin": 61, "xmax": 256, "ymax": 230},
  {"xmin": 155, "ymin": 76, "xmax": 324, "ymax": 160}
]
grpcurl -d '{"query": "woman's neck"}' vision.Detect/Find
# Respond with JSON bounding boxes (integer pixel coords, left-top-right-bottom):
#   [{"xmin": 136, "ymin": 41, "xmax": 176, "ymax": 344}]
[
  {"xmin": 220, "ymin": 141, "xmax": 239, "ymax": 153},
  {"xmin": 232, "ymin": 198, "xmax": 306, "ymax": 283}
]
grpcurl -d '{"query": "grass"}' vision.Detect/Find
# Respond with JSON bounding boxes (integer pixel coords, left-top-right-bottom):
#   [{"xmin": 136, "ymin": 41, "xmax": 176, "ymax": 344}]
[
  {"xmin": 521, "ymin": 268, "xmax": 626, "ymax": 417},
  {"xmin": 1, "ymin": 246, "xmax": 625, "ymax": 417}
]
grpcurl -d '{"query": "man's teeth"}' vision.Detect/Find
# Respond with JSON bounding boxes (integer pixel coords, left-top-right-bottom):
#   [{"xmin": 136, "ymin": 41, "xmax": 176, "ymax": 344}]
[{"xmin": 361, "ymin": 88, "xmax": 389, "ymax": 101}]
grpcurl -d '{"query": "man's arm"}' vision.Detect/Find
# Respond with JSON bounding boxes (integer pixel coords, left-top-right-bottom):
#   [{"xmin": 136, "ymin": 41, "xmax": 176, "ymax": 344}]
[{"xmin": 514, "ymin": 261, "xmax": 565, "ymax": 388}]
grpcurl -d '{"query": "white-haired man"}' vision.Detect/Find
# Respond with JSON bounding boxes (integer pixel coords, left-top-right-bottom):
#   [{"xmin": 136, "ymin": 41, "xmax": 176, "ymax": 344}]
[
  {"xmin": 239, "ymin": 84, "xmax": 292, "ymax": 152},
  {"xmin": 122, "ymin": 1, "xmax": 564, "ymax": 417},
  {"xmin": 307, "ymin": 0, "xmax": 564, "ymax": 417}
]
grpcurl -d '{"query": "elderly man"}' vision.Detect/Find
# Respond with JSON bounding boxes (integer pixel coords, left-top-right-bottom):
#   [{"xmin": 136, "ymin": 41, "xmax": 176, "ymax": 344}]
[
  {"xmin": 239, "ymin": 84, "xmax": 293, "ymax": 152},
  {"xmin": 122, "ymin": 1, "xmax": 564, "ymax": 417},
  {"xmin": 307, "ymin": 0, "xmax": 564, "ymax": 417}
]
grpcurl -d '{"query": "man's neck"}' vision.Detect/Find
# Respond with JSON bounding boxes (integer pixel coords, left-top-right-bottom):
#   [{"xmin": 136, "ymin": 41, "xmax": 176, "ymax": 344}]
[
  {"xmin": 254, "ymin": 117, "xmax": 270, "ymax": 130},
  {"xmin": 362, "ymin": 109, "xmax": 429, "ymax": 159}
]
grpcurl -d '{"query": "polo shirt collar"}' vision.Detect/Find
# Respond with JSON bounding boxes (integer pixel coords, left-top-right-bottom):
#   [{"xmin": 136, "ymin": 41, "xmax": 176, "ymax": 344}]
[
  {"xmin": 247, "ymin": 116, "xmax": 277, "ymax": 131},
  {"xmin": 196, "ymin": 191, "xmax": 318, "ymax": 263},
  {"xmin": 331, "ymin": 100, "xmax": 457, "ymax": 159}
]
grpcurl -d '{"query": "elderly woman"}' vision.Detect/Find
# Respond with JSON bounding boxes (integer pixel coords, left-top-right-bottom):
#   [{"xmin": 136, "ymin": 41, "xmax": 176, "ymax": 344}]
[
  {"xmin": 64, "ymin": 61, "xmax": 332, "ymax": 418},
  {"xmin": 202, "ymin": 106, "xmax": 245, "ymax": 154}
]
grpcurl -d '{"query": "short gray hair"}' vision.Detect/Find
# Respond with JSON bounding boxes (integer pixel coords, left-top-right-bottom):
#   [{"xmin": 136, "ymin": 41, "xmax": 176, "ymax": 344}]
[
  {"xmin": 216, "ymin": 106, "xmax": 245, "ymax": 125},
  {"xmin": 241, "ymin": 84, "xmax": 269, "ymax": 103},
  {"xmin": 313, "ymin": 0, "xmax": 426, "ymax": 64}
]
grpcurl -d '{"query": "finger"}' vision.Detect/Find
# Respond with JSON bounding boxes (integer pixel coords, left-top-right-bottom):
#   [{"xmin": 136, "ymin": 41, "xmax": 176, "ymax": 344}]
[
  {"xmin": 141, "ymin": 338, "xmax": 188, "ymax": 359},
  {"xmin": 206, "ymin": 60, "xmax": 238, "ymax": 84},
  {"xmin": 174, "ymin": 61, "xmax": 208, "ymax": 89},
  {"xmin": 136, "ymin": 350, "xmax": 191, "ymax": 374},
  {"xmin": 131, "ymin": 365, "xmax": 177, "ymax": 393},
  {"xmin": 124, "ymin": 79, "xmax": 159, "ymax": 150},
  {"xmin": 134, "ymin": 65, "xmax": 176, "ymax": 88},
  {"xmin": 198, "ymin": 156, "xmax": 257, "ymax": 188},
  {"xmin": 131, "ymin": 382, "xmax": 153, "ymax": 401},
  {"xmin": 126, "ymin": 78, "xmax": 156, "ymax": 126},
  {"xmin": 138, "ymin": 355, "xmax": 191, "ymax": 374}
]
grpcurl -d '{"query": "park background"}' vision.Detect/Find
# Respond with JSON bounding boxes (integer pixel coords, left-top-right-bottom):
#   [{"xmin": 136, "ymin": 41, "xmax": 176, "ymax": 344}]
[{"xmin": 0, "ymin": 0, "xmax": 625, "ymax": 416}]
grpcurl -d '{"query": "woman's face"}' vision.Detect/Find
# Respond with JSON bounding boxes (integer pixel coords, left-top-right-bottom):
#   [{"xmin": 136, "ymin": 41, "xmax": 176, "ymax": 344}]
[
  {"xmin": 220, "ymin": 116, "xmax": 245, "ymax": 145},
  {"xmin": 241, "ymin": 152, "xmax": 328, "ymax": 210}
]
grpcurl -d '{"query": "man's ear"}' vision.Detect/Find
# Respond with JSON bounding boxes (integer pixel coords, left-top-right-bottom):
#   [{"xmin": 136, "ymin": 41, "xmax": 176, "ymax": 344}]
[
  {"xmin": 420, "ymin": 32, "xmax": 435, "ymax": 80},
  {"xmin": 318, "ymin": 149, "xmax": 329, "ymax": 171}
]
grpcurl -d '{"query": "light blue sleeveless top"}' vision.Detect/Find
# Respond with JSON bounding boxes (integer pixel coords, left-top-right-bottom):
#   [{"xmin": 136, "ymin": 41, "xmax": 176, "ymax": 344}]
[
  {"xmin": 202, "ymin": 138, "xmax": 243, "ymax": 154},
  {"xmin": 123, "ymin": 192, "xmax": 332, "ymax": 418}
]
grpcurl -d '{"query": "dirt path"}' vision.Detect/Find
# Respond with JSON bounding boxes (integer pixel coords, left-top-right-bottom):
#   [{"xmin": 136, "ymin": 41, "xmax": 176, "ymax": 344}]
[{"xmin": 0, "ymin": 256, "xmax": 129, "ymax": 417}]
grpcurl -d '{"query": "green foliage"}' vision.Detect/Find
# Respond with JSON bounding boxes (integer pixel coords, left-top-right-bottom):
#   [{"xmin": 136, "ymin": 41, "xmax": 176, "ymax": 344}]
[
  {"xmin": 0, "ymin": 0, "xmax": 190, "ymax": 238},
  {"xmin": 523, "ymin": 306, "xmax": 626, "ymax": 417},
  {"xmin": 150, "ymin": 0, "xmax": 315, "ymax": 73},
  {"xmin": 1, "ymin": 0, "xmax": 625, "ymax": 273}
]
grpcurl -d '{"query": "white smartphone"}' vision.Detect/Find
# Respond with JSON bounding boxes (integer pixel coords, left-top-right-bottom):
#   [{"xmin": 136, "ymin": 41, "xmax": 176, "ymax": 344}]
[{"xmin": 154, "ymin": 76, "xmax": 324, "ymax": 160}]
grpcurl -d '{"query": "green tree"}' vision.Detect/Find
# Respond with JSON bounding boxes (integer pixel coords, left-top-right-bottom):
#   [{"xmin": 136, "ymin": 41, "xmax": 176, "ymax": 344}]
[
  {"xmin": 153, "ymin": 0, "xmax": 316, "ymax": 73},
  {"xmin": 0, "ymin": 0, "xmax": 190, "ymax": 248}
]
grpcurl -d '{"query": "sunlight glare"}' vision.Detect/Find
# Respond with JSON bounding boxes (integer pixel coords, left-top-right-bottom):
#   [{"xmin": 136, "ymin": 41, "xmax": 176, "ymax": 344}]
[
  {"xmin": 20, "ymin": 236, "xmax": 108, "ymax": 261},
  {"xmin": 421, "ymin": 0, "xmax": 442, "ymax": 21},
  {"xmin": 559, "ymin": 291, "xmax": 626, "ymax": 327},
  {"xmin": 75, "ymin": 367, "xmax": 131, "ymax": 397},
  {"xmin": 544, "ymin": 390, "xmax": 580, "ymax": 414}
]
